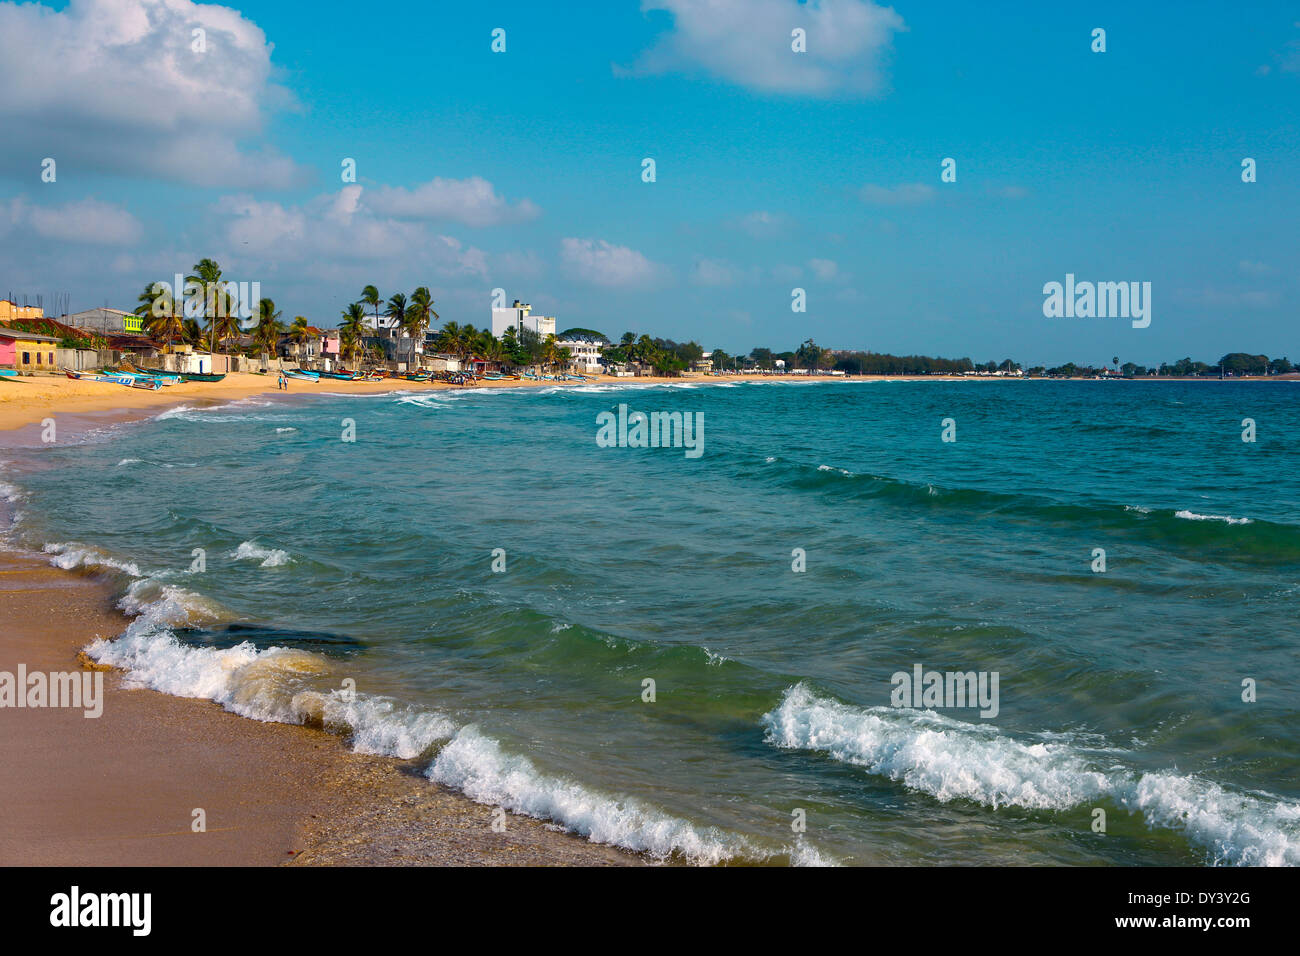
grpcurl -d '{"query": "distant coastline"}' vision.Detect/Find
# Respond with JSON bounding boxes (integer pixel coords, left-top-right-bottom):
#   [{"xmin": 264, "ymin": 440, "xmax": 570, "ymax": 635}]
[{"xmin": 2, "ymin": 369, "xmax": 1296, "ymax": 436}]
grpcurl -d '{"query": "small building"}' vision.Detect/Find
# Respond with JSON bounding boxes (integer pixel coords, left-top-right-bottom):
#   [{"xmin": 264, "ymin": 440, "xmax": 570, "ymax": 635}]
[
  {"xmin": 0, "ymin": 299, "xmax": 44, "ymax": 323},
  {"xmin": 556, "ymin": 332, "xmax": 607, "ymax": 374},
  {"xmin": 0, "ymin": 328, "xmax": 61, "ymax": 371},
  {"xmin": 64, "ymin": 307, "xmax": 143, "ymax": 335}
]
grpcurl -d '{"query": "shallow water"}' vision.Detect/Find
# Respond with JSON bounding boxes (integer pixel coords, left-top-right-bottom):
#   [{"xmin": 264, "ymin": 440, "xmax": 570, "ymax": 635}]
[{"xmin": 4, "ymin": 379, "xmax": 1298, "ymax": 865}]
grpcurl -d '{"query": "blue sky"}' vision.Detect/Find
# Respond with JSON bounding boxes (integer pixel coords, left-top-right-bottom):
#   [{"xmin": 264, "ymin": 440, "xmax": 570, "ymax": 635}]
[{"xmin": 0, "ymin": 0, "xmax": 1297, "ymax": 366}]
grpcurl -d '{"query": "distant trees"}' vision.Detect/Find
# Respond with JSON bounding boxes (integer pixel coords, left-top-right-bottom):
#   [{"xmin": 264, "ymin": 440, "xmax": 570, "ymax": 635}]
[{"xmin": 1218, "ymin": 353, "xmax": 1269, "ymax": 376}]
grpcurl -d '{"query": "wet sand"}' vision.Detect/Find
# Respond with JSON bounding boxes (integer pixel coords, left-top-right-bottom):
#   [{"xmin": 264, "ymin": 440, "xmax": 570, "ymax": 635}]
[
  {"xmin": 0, "ymin": 551, "xmax": 641, "ymax": 866},
  {"xmin": 0, "ymin": 371, "xmax": 701, "ymax": 434}
]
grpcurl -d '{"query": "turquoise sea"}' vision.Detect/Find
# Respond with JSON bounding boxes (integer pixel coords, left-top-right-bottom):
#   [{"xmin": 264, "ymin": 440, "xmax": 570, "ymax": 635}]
[{"xmin": 2, "ymin": 379, "xmax": 1298, "ymax": 865}]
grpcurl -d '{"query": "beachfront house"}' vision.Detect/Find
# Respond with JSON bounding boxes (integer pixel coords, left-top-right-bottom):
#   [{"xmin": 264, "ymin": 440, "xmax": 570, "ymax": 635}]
[
  {"xmin": 490, "ymin": 299, "xmax": 556, "ymax": 340},
  {"xmin": 0, "ymin": 328, "xmax": 60, "ymax": 371},
  {"xmin": 556, "ymin": 332, "xmax": 607, "ymax": 374},
  {"xmin": 691, "ymin": 351, "xmax": 714, "ymax": 373}
]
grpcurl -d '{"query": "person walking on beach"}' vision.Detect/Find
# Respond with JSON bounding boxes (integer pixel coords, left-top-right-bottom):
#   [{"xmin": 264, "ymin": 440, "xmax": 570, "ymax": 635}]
[{"xmin": 278, "ymin": 370, "xmax": 287, "ymax": 390}]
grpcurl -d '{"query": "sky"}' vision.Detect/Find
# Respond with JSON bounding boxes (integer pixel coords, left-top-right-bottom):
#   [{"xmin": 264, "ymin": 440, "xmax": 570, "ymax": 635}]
[{"xmin": 0, "ymin": 0, "xmax": 1297, "ymax": 367}]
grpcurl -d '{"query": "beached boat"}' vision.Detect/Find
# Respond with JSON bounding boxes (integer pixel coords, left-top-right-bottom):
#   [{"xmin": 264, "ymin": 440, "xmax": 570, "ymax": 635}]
[
  {"xmin": 284, "ymin": 369, "xmax": 319, "ymax": 382},
  {"xmin": 179, "ymin": 372, "xmax": 227, "ymax": 383},
  {"xmin": 0, "ymin": 369, "xmax": 16, "ymax": 378},
  {"xmin": 119, "ymin": 376, "xmax": 162, "ymax": 391},
  {"xmin": 121, "ymin": 361, "xmax": 182, "ymax": 385},
  {"xmin": 63, "ymin": 368, "xmax": 123, "ymax": 383},
  {"xmin": 402, "ymin": 372, "xmax": 432, "ymax": 382},
  {"xmin": 319, "ymin": 370, "xmax": 361, "ymax": 380}
]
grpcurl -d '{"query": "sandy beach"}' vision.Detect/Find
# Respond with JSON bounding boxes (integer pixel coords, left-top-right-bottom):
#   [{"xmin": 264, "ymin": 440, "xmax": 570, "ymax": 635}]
[
  {"xmin": 0, "ymin": 370, "xmax": 706, "ymax": 434},
  {"xmin": 0, "ymin": 548, "xmax": 640, "ymax": 866}
]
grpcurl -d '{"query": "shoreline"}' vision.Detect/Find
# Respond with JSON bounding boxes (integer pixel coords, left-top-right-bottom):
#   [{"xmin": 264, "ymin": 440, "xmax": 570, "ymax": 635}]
[
  {"xmin": 0, "ymin": 548, "xmax": 643, "ymax": 866},
  {"xmin": 5, "ymin": 369, "xmax": 1292, "ymax": 435}
]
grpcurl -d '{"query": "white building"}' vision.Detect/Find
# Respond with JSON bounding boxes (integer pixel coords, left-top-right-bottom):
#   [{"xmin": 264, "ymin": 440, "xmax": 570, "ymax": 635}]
[
  {"xmin": 556, "ymin": 333, "xmax": 607, "ymax": 374},
  {"xmin": 491, "ymin": 299, "xmax": 555, "ymax": 340}
]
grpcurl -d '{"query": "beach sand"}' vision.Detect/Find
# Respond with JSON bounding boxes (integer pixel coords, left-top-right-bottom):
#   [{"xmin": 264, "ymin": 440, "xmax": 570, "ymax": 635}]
[
  {"xmin": 0, "ymin": 550, "xmax": 641, "ymax": 866},
  {"xmin": 0, "ymin": 370, "xmax": 700, "ymax": 434}
]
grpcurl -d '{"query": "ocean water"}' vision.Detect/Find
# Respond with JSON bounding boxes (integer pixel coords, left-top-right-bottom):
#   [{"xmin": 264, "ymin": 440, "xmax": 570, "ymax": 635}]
[{"xmin": 3, "ymin": 379, "xmax": 1299, "ymax": 866}]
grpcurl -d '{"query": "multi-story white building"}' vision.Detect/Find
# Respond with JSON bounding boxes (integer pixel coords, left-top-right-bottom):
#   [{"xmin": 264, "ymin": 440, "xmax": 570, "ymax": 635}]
[
  {"xmin": 556, "ymin": 333, "xmax": 607, "ymax": 374},
  {"xmin": 490, "ymin": 299, "xmax": 555, "ymax": 340}
]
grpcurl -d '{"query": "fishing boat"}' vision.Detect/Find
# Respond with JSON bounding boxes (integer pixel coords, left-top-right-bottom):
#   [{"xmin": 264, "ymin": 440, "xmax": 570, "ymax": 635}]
[
  {"xmin": 284, "ymin": 369, "xmax": 319, "ymax": 382},
  {"xmin": 402, "ymin": 371, "xmax": 432, "ymax": 382},
  {"xmin": 121, "ymin": 361, "xmax": 182, "ymax": 385},
  {"xmin": 0, "ymin": 369, "xmax": 16, "ymax": 378},
  {"xmin": 320, "ymin": 370, "xmax": 361, "ymax": 380},
  {"xmin": 119, "ymin": 375, "xmax": 162, "ymax": 390},
  {"xmin": 180, "ymin": 372, "xmax": 227, "ymax": 383},
  {"xmin": 63, "ymin": 368, "xmax": 122, "ymax": 383}
]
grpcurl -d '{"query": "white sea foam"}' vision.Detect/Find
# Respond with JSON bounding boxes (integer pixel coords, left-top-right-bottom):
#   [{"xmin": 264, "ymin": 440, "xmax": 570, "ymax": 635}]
[
  {"xmin": 394, "ymin": 395, "xmax": 451, "ymax": 409},
  {"xmin": 275, "ymin": 427, "xmax": 297, "ymax": 433},
  {"xmin": 75, "ymin": 565, "xmax": 769, "ymax": 864},
  {"xmin": 43, "ymin": 541, "xmax": 142, "ymax": 578},
  {"xmin": 115, "ymin": 457, "xmax": 195, "ymax": 468},
  {"xmin": 1175, "ymin": 510, "xmax": 1252, "ymax": 525},
  {"xmin": 426, "ymin": 725, "xmax": 752, "ymax": 864},
  {"xmin": 763, "ymin": 683, "xmax": 1300, "ymax": 866},
  {"xmin": 231, "ymin": 540, "xmax": 291, "ymax": 567}
]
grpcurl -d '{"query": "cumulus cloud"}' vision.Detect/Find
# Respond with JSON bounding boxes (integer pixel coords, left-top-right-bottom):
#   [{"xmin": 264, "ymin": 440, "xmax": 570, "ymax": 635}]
[
  {"xmin": 560, "ymin": 238, "xmax": 663, "ymax": 287},
  {"xmin": 808, "ymin": 257, "xmax": 838, "ymax": 280},
  {"xmin": 1, "ymin": 195, "xmax": 142, "ymax": 245},
  {"xmin": 690, "ymin": 257, "xmax": 739, "ymax": 286},
  {"xmin": 626, "ymin": 0, "xmax": 905, "ymax": 97},
  {"xmin": 219, "ymin": 186, "xmax": 488, "ymax": 277},
  {"xmin": 368, "ymin": 177, "xmax": 541, "ymax": 227},
  {"xmin": 0, "ymin": 0, "xmax": 303, "ymax": 187},
  {"xmin": 735, "ymin": 210, "xmax": 788, "ymax": 238},
  {"xmin": 857, "ymin": 182, "xmax": 934, "ymax": 205}
]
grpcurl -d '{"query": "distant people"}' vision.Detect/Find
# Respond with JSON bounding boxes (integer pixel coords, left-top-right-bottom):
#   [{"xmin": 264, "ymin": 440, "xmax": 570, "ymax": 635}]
[{"xmin": 278, "ymin": 370, "xmax": 287, "ymax": 390}]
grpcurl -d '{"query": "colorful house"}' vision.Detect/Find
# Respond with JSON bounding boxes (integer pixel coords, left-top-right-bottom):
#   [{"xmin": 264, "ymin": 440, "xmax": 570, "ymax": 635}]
[{"xmin": 0, "ymin": 328, "xmax": 61, "ymax": 371}]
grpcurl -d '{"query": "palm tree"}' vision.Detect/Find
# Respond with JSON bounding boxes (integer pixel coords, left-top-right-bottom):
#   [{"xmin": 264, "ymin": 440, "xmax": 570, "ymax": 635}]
[
  {"xmin": 136, "ymin": 282, "xmax": 182, "ymax": 350},
  {"xmin": 433, "ymin": 321, "xmax": 462, "ymax": 359},
  {"xmin": 288, "ymin": 316, "xmax": 313, "ymax": 366},
  {"xmin": 339, "ymin": 302, "xmax": 368, "ymax": 370},
  {"xmin": 252, "ymin": 298, "xmax": 284, "ymax": 363},
  {"xmin": 361, "ymin": 285, "xmax": 382, "ymax": 336},
  {"xmin": 384, "ymin": 292, "xmax": 407, "ymax": 366},
  {"xmin": 185, "ymin": 258, "xmax": 231, "ymax": 357},
  {"xmin": 182, "ymin": 318, "xmax": 204, "ymax": 348},
  {"xmin": 406, "ymin": 286, "xmax": 438, "ymax": 368}
]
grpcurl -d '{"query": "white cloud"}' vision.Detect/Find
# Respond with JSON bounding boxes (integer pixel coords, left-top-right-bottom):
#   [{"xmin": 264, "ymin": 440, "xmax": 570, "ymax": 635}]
[
  {"xmin": 735, "ymin": 210, "xmax": 788, "ymax": 238},
  {"xmin": 0, "ymin": 0, "xmax": 303, "ymax": 187},
  {"xmin": 218, "ymin": 186, "xmax": 488, "ymax": 278},
  {"xmin": 771, "ymin": 263, "xmax": 803, "ymax": 282},
  {"xmin": 858, "ymin": 183, "xmax": 934, "ymax": 205},
  {"xmin": 560, "ymin": 238, "xmax": 662, "ymax": 287},
  {"xmin": 1, "ymin": 196, "xmax": 142, "ymax": 245},
  {"xmin": 368, "ymin": 177, "xmax": 541, "ymax": 227},
  {"xmin": 628, "ymin": 0, "xmax": 905, "ymax": 97},
  {"xmin": 691, "ymin": 257, "xmax": 739, "ymax": 286},
  {"xmin": 1238, "ymin": 260, "xmax": 1272, "ymax": 275},
  {"xmin": 808, "ymin": 258, "xmax": 838, "ymax": 280}
]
